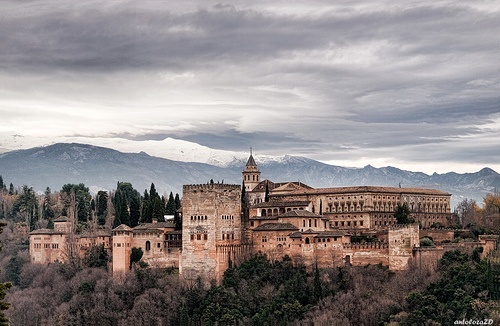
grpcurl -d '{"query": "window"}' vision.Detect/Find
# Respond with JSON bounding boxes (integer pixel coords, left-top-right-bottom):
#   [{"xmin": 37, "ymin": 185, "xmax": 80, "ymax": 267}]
[
  {"xmin": 204, "ymin": 234, "xmax": 208, "ymax": 240},
  {"xmin": 146, "ymin": 241, "xmax": 151, "ymax": 251},
  {"xmin": 262, "ymin": 236, "xmax": 267, "ymax": 243}
]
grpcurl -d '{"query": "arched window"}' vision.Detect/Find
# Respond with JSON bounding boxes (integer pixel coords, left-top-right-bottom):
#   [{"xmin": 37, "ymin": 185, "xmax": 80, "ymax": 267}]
[
  {"xmin": 305, "ymin": 237, "xmax": 310, "ymax": 244},
  {"xmin": 145, "ymin": 241, "xmax": 151, "ymax": 251}
]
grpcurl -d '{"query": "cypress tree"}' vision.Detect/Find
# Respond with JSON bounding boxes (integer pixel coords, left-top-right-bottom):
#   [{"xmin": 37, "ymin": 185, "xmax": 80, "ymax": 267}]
[
  {"xmin": 174, "ymin": 193, "xmax": 182, "ymax": 230},
  {"xmin": 166, "ymin": 192, "xmax": 176, "ymax": 215}
]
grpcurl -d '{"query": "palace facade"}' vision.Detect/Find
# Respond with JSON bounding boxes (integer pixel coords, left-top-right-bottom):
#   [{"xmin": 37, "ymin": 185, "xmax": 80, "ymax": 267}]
[{"xmin": 32, "ymin": 152, "xmax": 490, "ymax": 285}]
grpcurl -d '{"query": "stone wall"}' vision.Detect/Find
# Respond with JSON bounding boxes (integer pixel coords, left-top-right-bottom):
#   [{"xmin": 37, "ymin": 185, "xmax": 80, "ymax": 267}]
[
  {"xmin": 180, "ymin": 183, "xmax": 242, "ymax": 285},
  {"xmin": 420, "ymin": 229, "xmax": 454, "ymax": 243}
]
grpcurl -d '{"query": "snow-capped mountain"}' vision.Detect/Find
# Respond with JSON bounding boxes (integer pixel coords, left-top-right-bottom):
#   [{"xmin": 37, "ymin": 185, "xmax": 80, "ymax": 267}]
[
  {"xmin": 0, "ymin": 143, "xmax": 499, "ymax": 209},
  {"xmin": 0, "ymin": 133, "xmax": 282, "ymax": 168}
]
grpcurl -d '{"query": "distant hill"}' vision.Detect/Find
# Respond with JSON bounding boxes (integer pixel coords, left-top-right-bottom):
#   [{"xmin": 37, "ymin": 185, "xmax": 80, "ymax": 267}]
[{"xmin": 0, "ymin": 143, "xmax": 499, "ymax": 208}]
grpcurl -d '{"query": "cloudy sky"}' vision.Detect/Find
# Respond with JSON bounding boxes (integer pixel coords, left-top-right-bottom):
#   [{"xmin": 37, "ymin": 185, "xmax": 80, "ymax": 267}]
[{"xmin": 1, "ymin": 0, "xmax": 499, "ymax": 174}]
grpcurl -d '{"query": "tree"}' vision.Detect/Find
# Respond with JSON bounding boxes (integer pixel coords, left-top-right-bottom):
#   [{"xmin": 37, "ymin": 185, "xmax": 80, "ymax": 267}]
[
  {"xmin": 42, "ymin": 187, "xmax": 55, "ymax": 222},
  {"xmin": 129, "ymin": 195, "xmax": 141, "ymax": 228},
  {"xmin": 0, "ymin": 222, "xmax": 12, "ymax": 325},
  {"xmin": 61, "ymin": 184, "xmax": 92, "ymax": 223},
  {"xmin": 130, "ymin": 247, "xmax": 144, "ymax": 268},
  {"xmin": 394, "ymin": 203, "xmax": 413, "ymax": 224},
  {"xmin": 83, "ymin": 244, "xmax": 109, "ymax": 268},
  {"xmin": 113, "ymin": 189, "xmax": 130, "ymax": 227},
  {"xmin": 149, "ymin": 184, "xmax": 164, "ymax": 222},
  {"xmin": 165, "ymin": 192, "xmax": 176, "ymax": 216},
  {"xmin": 10, "ymin": 185, "xmax": 39, "ymax": 230},
  {"xmin": 174, "ymin": 193, "xmax": 182, "ymax": 230},
  {"xmin": 95, "ymin": 191, "xmax": 108, "ymax": 226},
  {"xmin": 141, "ymin": 190, "xmax": 152, "ymax": 224},
  {"xmin": 456, "ymin": 198, "xmax": 480, "ymax": 227}
]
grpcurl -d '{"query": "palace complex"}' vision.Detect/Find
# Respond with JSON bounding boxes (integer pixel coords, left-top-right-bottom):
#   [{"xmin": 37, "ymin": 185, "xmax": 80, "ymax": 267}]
[{"xmin": 29, "ymin": 153, "xmax": 497, "ymax": 283}]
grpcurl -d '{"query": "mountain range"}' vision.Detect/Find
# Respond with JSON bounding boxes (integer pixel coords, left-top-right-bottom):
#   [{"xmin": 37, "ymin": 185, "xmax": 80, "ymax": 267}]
[{"xmin": 0, "ymin": 142, "xmax": 499, "ymax": 208}]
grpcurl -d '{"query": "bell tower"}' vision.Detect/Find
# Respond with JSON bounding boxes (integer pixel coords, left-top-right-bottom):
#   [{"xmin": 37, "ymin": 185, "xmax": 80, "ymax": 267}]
[{"xmin": 242, "ymin": 148, "xmax": 261, "ymax": 192}]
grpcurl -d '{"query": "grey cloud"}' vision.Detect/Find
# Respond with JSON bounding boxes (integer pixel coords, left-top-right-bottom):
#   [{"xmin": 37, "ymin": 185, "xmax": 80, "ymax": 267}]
[{"xmin": 1, "ymin": 0, "xmax": 499, "ymax": 173}]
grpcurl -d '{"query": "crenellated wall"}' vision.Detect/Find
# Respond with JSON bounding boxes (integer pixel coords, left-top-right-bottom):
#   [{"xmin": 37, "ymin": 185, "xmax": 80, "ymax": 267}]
[{"xmin": 180, "ymin": 183, "xmax": 242, "ymax": 285}]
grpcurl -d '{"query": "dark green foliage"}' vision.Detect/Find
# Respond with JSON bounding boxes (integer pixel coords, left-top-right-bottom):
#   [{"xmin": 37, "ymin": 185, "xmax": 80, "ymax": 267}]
[
  {"xmin": 176, "ymin": 254, "xmax": 323, "ymax": 324},
  {"xmin": 174, "ymin": 193, "xmax": 182, "ymax": 230},
  {"xmin": 95, "ymin": 191, "xmax": 108, "ymax": 225},
  {"xmin": 10, "ymin": 185, "xmax": 39, "ymax": 230},
  {"xmin": 113, "ymin": 182, "xmax": 141, "ymax": 227},
  {"xmin": 394, "ymin": 203, "xmax": 413, "ymax": 224},
  {"xmin": 61, "ymin": 183, "xmax": 92, "ymax": 222},
  {"xmin": 419, "ymin": 236, "xmax": 434, "ymax": 247},
  {"xmin": 130, "ymin": 247, "xmax": 143, "ymax": 268},
  {"xmin": 42, "ymin": 187, "xmax": 55, "ymax": 221},
  {"xmin": 141, "ymin": 190, "xmax": 152, "ymax": 223},
  {"xmin": 129, "ymin": 195, "xmax": 141, "ymax": 228},
  {"xmin": 5, "ymin": 255, "xmax": 23, "ymax": 286},
  {"xmin": 150, "ymin": 184, "xmax": 165, "ymax": 222},
  {"xmin": 0, "ymin": 281, "xmax": 11, "ymax": 326},
  {"xmin": 83, "ymin": 244, "xmax": 109, "ymax": 268},
  {"xmin": 0, "ymin": 222, "xmax": 11, "ymax": 326},
  {"xmin": 402, "ymin": 249, "xmax": 491, "ymax": 325},
  {"xmin": 165, "ymin": 192, "xmax": 176, "ymax": 215}
]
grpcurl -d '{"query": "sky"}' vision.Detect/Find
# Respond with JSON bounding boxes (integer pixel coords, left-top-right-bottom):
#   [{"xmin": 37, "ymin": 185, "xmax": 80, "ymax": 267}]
[{"xmin": 0, "ymin": 0, "xmax": 499, "ymax": 175}]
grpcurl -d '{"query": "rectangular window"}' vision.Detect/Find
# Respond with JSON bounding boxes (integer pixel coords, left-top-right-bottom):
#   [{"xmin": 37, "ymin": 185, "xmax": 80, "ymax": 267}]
[
  {"xmin": 190, "ymin": 234, "xmax": 194, "ymax": 241},
  {"xmin": 197, "ymin": 234, "xmax": 201, "ymax": 240},
  {"xmin": 204, "ymin": 234, "xmax": 208, "ymax": 240},
  {"xmin": 262, "ymin": 236, "xmax": 267, "ymax": 243},
  {"xmin": 360, "ymin": 221, "xmax": 363, "ymax": 226}
]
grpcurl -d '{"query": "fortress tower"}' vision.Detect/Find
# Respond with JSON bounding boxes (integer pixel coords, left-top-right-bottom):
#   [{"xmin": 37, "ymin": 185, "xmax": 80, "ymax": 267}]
[
  {"xmin": 111, "ymin": 225, "xmax": 133, "ymax": 275},
  {"xmin": 180, "ymin": 183, "xmax": 242, "ymax": 284},
  {"xmin": 242, "ymin": 150, "xmax": 261, "ymax": 192}
]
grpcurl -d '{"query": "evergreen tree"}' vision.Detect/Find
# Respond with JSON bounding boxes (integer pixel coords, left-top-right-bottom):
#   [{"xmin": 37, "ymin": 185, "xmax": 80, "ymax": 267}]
[
  {"xmin": 0, "ymin": 222, "xmax": 11, "ymax": 326},
  {"xmin": 141, "ymin": 190, "xmax": 152, "ymax": 223},
  {"xmin": 42, "ymin": 187, "xmax": 55, "ymax": 221},
  {"xmin": 149, "ymin": 183, "xmax": 164, "ymax": 222},
  {"xmin": 11, "ymin": 185, "xmax": 39, "ymax": 230},
  {"xmin": 61, "ymin": 183, "xmax": 92, "ymax": 222},
  {"xmin": 394, "ymin": 203, "xmax": 413, "ymax": 224},
  {"xmin": 129, "ymin": 195, "xmax": 141, "ymax": 228},
  {"xmin": 174, "ymin": 193, "xmax": 182, "ymax": 230},
  {"xmin": 0, "ymin": 176, "xmax": 3, "ymax": 191},
  {"xmin": 114, "ymin": 190, "xmax": 130, "ymax": 227},
  {"xmin": 8, "ymin": 183, "xmax": 14, "ymax": 196},
  {"xmin": 95, "ymin": 191, "xmax": 108, "ymax": 226},
  {"xmin": 166, "ymin": 192, "xmax": 176, "ymax": 215}
]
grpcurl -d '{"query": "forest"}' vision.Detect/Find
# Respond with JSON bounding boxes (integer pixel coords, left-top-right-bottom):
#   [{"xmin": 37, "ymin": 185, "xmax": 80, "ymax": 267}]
[{"xmin": 0, "ymin": 175, "xmax": 499, "ymax": 325}]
